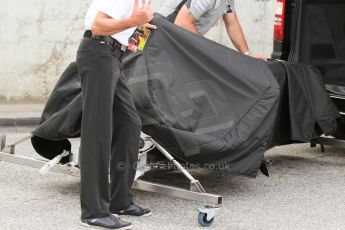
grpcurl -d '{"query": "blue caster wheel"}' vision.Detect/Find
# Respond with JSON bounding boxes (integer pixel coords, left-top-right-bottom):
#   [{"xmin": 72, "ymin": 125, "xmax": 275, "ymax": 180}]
[{"xmin": 198, "ymin": 212, "xmax": 215, "ymax": 227}]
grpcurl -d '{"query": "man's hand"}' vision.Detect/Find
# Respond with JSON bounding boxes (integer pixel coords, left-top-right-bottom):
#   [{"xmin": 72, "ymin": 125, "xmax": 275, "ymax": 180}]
[
  {"xmin": 91, "ymin": 0, "xmax": 155, "ymax": 36},
  {"xmin": 130, "ymin": 0, "xmax": 154, "ymax": 26},
  {"xmin": 248, "ymin": 52, "xmax": 267, "ymax": 62}
]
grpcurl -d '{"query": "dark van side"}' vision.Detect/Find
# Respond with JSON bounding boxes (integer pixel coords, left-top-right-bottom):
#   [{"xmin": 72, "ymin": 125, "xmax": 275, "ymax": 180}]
[{"xmin": 272, "ymin": 0, "xmax": 345, "ymax": 136}]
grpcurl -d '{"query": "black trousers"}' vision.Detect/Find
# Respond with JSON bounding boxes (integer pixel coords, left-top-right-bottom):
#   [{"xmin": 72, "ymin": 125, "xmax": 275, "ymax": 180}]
[{"xmin": 77, "ymin": 37, "xmax": 142, "ymax": 219}]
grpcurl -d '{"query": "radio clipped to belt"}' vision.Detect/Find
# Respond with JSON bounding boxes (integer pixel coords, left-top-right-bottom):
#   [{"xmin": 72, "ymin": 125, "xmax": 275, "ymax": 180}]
[{"xmin": 128, "ymin": 26, "xmax": 152, "ymax": 52}]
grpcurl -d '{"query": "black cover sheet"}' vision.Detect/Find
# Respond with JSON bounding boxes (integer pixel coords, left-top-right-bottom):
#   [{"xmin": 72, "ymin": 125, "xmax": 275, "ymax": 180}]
[{"xmin": 31, "ymin": 15, "xmax": 339, "ymax": 177}]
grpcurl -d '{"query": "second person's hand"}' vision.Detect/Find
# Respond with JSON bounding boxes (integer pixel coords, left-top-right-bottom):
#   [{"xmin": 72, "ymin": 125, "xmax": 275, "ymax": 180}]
[{"xmin": 249, "ymin": 52, "xmax": 268, "ymax": 62}]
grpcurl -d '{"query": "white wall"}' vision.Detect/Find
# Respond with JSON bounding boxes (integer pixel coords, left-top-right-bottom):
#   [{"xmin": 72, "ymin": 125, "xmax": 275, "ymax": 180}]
[{"xmin": 0, "ymin": 0, "xmax": 276, "ymax": 102}]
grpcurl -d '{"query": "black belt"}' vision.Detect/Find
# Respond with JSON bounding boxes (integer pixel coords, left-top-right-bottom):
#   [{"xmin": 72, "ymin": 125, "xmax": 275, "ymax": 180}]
[{"xmin": 83, "ymin": 30, "xmax": 127, "ymax": 51}]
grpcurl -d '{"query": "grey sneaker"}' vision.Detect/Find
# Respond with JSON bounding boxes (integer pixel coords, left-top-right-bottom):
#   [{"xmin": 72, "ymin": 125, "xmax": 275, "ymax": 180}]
[
  {"xmin": 81, "ymin": 215, "xmax": 132, "ymax": 229},
  {"xmin": 113, "ymin": 203, "xmax": 152, "ymax": 217}
]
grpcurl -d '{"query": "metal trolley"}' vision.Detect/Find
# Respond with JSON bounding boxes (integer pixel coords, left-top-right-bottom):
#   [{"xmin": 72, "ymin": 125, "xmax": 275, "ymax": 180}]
[{"xmin": 0, "ymin": 133, "xmax": 222, "ymax": 227}]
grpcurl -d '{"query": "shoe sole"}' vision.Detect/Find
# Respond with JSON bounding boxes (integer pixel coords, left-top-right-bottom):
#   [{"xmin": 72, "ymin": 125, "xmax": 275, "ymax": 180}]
[
  {"xmin": 80, "ymin": 221, "xmax": 133, "ymax": 229},
  {"xmin": 116, "ymin": 211, "xmax": 152, "ymax": 217},
  {"xmin": 141, "ymin": 211, "xmax": 152, "ymax": 217}
]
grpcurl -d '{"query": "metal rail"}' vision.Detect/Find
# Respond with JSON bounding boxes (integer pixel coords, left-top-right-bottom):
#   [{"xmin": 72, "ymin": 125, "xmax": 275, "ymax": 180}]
[
  {"xmin": 0, "ymin": 134, "xmax": 222, "ymax": 206},
  {"xmin": 149, "ymin": 138, "xmax": 207, "ymax": 193},
  {"xmin": 0, "ymin": 151, "xmax": 80, "ymax": 176},
  {"xmin": 132, "ymin": 180, "xmax": 222, "ymax": 205}
]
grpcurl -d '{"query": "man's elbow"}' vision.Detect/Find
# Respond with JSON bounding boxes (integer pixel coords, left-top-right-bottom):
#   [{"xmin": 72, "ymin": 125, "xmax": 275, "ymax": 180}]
[
  {"xmin": 175, "ymin": 17, "xmax": 198, "ymax": 34},
  {"xmin": 175, "ymin": 20, "xmax": 188, "ymax": 29}
]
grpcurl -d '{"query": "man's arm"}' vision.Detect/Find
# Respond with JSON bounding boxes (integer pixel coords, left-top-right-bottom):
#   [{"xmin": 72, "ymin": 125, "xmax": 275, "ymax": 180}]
[
  {"xmin": 223, "ymin": 12, "xmax": 249, "ymax": 53},
  {"xmin": 174, "ymin": 5, "xmax": 201, "ymax": 35},
  {"xmin": 223, "ymin": 12, "xmax": 267, "ymax": 61},
  {"xmin": 92, "ymin": 0, "xmax": 155, "ymax": 36}
]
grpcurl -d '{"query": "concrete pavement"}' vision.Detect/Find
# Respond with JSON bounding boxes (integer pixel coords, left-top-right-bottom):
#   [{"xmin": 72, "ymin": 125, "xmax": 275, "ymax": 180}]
[
  {"xmin": 1, "ymin": 131, "xmax": 345, "ymax": 230},
  {"xmin": 1, "ymin": 104, "xmax": 345, "ymax": 229}
]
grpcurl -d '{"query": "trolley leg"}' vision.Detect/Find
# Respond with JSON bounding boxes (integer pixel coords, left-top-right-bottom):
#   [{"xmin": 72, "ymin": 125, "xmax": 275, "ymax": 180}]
[
  {"xmin": 149, "ymin": 138, "xmax": 207, "ymax": 193},
  {"xmin": 311, "ymin": 138, "xmax": 327, "ymax": 153},
  {"xmin": 2, "ymin": 134, "xmax": 33, "ymax": 154},
  {"xmin": 320, "ymin": 143, "xmax": 326, "ymax": 153},
  {"xmin": 2, "ymin": 145, "xmax": 15, "ymax": 155},
  {"xmin": 310, "ymin": 139, "xmax": 317, "ymax": 148},
  {"xmin": 0, "ymin": 134, "xmax": 6, "ymax": 151}
]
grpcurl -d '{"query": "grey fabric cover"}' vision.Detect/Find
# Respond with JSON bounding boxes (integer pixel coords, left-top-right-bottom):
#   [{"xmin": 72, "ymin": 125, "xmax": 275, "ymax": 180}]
[{"xmin": 31, "ymin": 15, "xmax": 339, "ymax": 177}]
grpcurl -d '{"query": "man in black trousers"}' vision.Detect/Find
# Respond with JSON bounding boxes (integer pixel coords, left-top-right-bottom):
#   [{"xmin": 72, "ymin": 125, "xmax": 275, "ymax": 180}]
[{"xmin": 77, "ymin": 0, "xmax": 155, "ymax": 229}]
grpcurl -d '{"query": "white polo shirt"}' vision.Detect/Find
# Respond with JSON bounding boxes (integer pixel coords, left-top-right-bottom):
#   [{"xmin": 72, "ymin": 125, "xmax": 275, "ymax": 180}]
[{"xmin": 85, "ymin": 0, "xmax": 138, "ymax": 46}]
